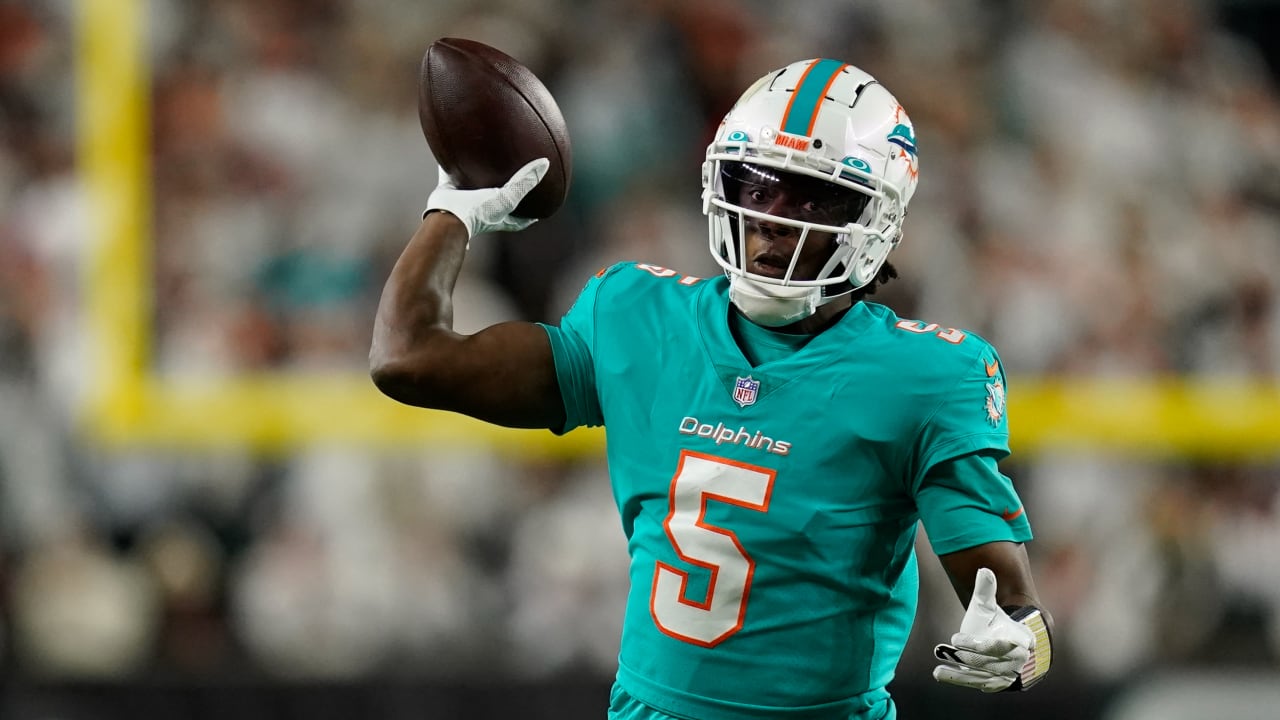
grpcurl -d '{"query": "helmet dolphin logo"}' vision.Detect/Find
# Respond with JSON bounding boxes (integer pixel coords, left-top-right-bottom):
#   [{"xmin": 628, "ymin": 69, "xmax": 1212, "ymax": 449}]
[{"xmin": 887, "ymin": 124, "xmax": 917, "ymax": 156}]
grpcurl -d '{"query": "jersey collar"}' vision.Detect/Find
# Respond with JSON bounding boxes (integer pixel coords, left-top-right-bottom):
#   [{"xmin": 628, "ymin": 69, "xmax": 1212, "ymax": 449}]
[{"xmin": 695, "ymin": 276, "xmax": 878, "ymax": 374}]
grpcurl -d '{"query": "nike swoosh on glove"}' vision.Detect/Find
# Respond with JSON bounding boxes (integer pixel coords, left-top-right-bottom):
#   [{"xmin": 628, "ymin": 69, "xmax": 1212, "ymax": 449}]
[
  {"xmin": 932, "ymin": 567, "xmax": 1051, "ymax": 692},
  {"xmin": 425, "ymin": 158, "xmax": 549, "ymax": 238}
]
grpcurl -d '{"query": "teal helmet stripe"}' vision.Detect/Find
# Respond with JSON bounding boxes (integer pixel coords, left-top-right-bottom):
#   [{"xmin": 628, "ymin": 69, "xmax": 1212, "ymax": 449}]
[{"xmin": 781, "ymin": 59, "xmax": 847, "ymax": 137}]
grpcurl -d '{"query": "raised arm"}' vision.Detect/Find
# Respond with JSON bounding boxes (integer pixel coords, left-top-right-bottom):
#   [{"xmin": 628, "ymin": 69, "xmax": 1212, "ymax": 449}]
[{"xmin": 369, "ymin": 160, "xmax": 566, "ymax": 430}]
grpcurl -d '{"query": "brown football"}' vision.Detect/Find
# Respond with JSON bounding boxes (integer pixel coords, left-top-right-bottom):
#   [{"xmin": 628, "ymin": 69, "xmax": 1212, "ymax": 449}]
[{"xmin": 418, "ymin": 38, "xmax": 572, "ymax": 219}]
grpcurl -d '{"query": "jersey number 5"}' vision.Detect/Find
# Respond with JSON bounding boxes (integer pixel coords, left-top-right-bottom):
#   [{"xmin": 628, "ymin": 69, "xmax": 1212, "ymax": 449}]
[{"xmin": 651, "ymin": 450, "xmax": 776, "ymax": 647}]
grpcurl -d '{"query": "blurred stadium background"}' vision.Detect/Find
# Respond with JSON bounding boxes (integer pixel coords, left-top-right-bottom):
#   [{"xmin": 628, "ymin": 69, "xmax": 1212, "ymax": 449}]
[{"xmin": 2, "ymin": 0, "xmax": 1279, "ymax": 718}]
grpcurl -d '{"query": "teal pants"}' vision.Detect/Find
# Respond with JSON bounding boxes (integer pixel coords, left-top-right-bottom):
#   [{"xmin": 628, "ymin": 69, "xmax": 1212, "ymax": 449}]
[{"xmin": 607, "ymin": 684, "xmax": 897, "ymax": 720}]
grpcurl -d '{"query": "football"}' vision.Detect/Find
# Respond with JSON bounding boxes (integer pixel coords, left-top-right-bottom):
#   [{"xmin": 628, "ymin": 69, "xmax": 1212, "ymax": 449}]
[{"xmin": 418, "ymin": 37, "xmax": 572, "ymax": 219}]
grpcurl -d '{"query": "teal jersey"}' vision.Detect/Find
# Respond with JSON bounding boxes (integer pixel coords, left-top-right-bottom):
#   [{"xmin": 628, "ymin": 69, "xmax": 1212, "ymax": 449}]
[{"xmin": 540, "ymin": 263, "xmax": 1031, "ymax": 720}]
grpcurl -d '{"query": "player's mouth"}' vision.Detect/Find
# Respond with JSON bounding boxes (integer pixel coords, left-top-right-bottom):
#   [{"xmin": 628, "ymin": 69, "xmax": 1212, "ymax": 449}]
[{"xmin": 749, "ymin": 252, "xmax": 791, "ymax": 279}]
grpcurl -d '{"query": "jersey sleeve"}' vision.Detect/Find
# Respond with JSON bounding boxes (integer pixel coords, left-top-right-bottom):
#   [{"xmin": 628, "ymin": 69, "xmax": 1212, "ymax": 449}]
[
  {"xmin": 910, "ymin": 347, "xmax": 1011, "ymax": 478},
  {"xmin": 909, "ymin": 347, "xmax": 1030, "ymax": 554},
  {"xmin": 537, "ymin": 265, "xmax": 621, "ymax": 434},
  {"xmin": 916, "ymin": 450, "xmax": 1032, "ymax": 555}
]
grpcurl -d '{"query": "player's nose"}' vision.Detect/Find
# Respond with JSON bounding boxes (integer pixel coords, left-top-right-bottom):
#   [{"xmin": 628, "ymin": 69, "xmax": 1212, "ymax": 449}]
[{"xmin": 756, "ymin": 219, "xmax": 795, "ymax": 240}]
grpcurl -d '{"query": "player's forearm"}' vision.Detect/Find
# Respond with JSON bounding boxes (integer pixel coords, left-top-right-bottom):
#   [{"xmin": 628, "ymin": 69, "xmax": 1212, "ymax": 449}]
[
  {"xmin": 369, "ymin": 211, "xmax": 468, "ymax": 389},
  {"xmin": 938, "ymin": 542, "xmax": 1042, "ymax": 609}
]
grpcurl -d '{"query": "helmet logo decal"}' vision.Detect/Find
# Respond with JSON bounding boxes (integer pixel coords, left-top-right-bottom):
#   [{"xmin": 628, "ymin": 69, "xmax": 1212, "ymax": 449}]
[
  {"xmin": 887, "ymin": 116, "xmax": 919, "ymax": 181},
  {"xmin": 886, "ymin": 104, "xmax": 919, "ymax": 181},
  {"xmin": 732, "ymin": 376, "xmax": 761, "ymax": 408},
  {"xmin": 888, "ymin": 103, "xmax": 918, "ymax": 156},
  {"xmin": 887, "ymin": 124, "xmax": 916, "ymax": 156},
  {"xmin": 774, "ymin": 133, "xmax": 810, "ymax": 151}
]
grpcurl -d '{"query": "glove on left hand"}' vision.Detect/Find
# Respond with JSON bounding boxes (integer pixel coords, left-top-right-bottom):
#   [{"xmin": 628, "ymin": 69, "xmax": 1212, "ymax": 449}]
[{"xmin": 932, "ymin": 568, "xmax": 1050, "ymax": 693}]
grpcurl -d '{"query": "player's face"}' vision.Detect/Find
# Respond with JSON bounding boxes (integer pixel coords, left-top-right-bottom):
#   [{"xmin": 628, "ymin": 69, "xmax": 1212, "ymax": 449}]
[{"xmin": 729, "ymin": 165, "xmax": 866, "ymax": 281}]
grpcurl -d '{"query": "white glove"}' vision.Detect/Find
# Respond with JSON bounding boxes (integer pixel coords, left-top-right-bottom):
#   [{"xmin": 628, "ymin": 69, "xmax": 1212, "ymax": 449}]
[
  {"xmin": 932, "ymin": 568, "xmax": 1051, "ymax": 692},
  {"xmin": 425, "ymin": 157, "xmax": 549, "ymax": 239}
]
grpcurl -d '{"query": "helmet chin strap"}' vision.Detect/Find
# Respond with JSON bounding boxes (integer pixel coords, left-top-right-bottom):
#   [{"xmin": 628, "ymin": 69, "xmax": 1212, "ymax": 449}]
[{"xmin": 728, "ymin": 275, "xmax": 823, "ymax": 327}]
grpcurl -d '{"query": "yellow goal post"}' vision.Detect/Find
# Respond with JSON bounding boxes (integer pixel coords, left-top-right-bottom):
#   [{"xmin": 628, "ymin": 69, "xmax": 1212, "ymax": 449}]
[{"xmin": 74, "ymin": 0, "xmax": 1280, "ymax": 460}]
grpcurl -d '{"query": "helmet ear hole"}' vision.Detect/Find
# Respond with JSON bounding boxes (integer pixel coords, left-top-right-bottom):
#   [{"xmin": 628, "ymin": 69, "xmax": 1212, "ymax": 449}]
[{"xmin": 849, "ymin": 234, "xmax": 892, "ymax": 288}]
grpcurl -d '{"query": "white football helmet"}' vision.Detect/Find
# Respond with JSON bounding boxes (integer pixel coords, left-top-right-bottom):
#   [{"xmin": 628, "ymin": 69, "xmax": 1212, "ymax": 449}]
[{"xmin": 702, "ymin": 60, "xmax": 920, "ymax": 326}]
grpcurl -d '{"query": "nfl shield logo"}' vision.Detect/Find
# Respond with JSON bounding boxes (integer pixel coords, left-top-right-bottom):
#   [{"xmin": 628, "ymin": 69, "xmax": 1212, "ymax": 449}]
[{"xmin": 733, "ymin": 376, "xmax": 760, "ymax": 408}]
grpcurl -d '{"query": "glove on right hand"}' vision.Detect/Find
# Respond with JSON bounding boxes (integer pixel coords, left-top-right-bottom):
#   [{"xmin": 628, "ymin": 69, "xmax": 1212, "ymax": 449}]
[{"xmin": 425, "ymin": 157, "xmax": 549, "ymax": 239}]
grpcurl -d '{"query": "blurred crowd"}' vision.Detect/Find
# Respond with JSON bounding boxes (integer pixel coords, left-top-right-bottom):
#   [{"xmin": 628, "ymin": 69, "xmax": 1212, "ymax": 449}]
[{"xmin": 1, "ymin": 0, "xmax": 1279, "ymax": 701}]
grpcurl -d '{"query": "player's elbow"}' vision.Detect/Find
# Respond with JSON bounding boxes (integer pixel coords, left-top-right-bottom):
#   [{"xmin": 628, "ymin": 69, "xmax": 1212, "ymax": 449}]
[
  {"xmin": 369, "ymin": 343, "xmax": 450, "ymax": 409},
  {"xmin": 369, "ymin": 356, "xmax": 411, "ymax": 402}
]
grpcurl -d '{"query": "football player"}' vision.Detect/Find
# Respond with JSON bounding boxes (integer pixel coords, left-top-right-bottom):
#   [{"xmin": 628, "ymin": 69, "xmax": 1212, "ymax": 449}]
[{"xmin": 371, "ymin": 59, "xmax": 1052, "ymax": 720}]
